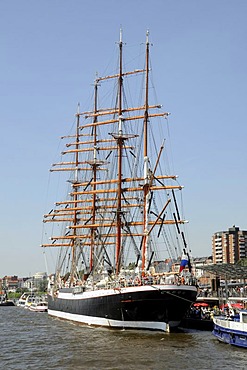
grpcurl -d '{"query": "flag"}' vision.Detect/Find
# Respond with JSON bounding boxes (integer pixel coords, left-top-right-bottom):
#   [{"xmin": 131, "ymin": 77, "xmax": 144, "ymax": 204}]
[{"xmin": 179, "ymin": 253, "xmax": 189, "ymax": 273}]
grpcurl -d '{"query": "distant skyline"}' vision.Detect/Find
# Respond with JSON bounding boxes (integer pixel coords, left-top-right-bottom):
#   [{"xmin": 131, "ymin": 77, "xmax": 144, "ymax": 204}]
[{"xmin": 1, "ymin": 0, "xmax": 247, "ymax": 276}]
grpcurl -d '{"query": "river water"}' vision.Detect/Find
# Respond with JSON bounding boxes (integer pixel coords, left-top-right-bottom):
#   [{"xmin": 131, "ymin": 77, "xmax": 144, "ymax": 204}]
[{"xmin": 0, "ymin": 307, "xmax": 246, "ymax": 369}]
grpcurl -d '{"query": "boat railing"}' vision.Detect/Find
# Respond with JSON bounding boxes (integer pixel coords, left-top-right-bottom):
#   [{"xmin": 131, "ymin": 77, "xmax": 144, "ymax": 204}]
[{"xmin": 73, "ymin": 273, "xmax": 198, "ymax": 291}]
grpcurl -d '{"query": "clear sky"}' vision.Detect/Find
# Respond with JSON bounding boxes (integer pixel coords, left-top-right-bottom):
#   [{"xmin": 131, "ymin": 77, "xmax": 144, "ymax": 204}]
[{"xmin": 1, "ymin": 0, "xmax": 247, "ymax": 277}]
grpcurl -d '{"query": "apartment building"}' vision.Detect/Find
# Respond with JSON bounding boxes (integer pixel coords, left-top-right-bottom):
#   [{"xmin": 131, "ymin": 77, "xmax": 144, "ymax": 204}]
[
  {"xmin": 1, "ymin": 275, "xmax": 19, "ymax": 292},
  {"xmin": 212, "ymin": 225, "xmax": 247, "ymax": 264}
]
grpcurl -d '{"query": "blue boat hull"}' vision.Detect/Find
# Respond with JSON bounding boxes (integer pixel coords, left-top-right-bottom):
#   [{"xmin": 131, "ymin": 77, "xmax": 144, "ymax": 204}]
[{"xmin": 212, "ymin": 318, "xmax": 247, "ymax": 348}]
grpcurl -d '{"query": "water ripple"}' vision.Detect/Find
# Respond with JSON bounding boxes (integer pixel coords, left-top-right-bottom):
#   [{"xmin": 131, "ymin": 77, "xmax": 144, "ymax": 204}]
[{"xmin": 0, "ymin": 307, "xmax": 246, "ymax": 370}]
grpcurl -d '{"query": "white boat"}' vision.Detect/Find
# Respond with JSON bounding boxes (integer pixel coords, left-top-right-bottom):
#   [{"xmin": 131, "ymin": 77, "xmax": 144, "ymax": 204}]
[
  {"xmin": 17, "ymin": 293, "xmax": 29, "ymax": 307},
  {"xmin": 17, "ymin": 293, "xmax": 46, "ymax": 310},
  {"xmin": 29, "ymin": 301, "xmax": 48, "ymax": 312},
  {"xmin": 212, "ymin": 309, "xmax": 247, "ymax": 348}
]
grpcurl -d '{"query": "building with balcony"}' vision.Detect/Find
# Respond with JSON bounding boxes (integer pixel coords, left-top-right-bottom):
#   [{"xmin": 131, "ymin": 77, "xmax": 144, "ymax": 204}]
[{"xmin": 212, "ymin": 226, "xmax": 247, "ymax": 264}]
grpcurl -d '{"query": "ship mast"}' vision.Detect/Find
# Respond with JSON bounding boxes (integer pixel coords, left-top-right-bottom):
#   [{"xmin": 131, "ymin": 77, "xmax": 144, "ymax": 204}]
[
  {"xmin": 70, "ymin": 104, "xmax": 81, "ymax": 284},
  {"xmin": 142, "ymin": 30, "xmax": 150, "ymax": 273},
  {"xmin": 89, "ymin": 77, "xmax": 99, "ymax": 272},
  {"xmin": 116, "ymin": 29, "xmax": 124, "ymax": 274}
]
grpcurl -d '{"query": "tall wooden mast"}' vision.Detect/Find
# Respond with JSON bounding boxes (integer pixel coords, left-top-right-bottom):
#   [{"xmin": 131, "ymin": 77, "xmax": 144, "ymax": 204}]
[
  {"xmin": 89, "ymin": 77, "xmax": 99, "ymax": 271},
  {"xmin": 142, "ymin": 30, "xmax": 150, "ymax": 273},
  {"xmin": 116, "ymin": 29, "xmax": 124, "ymax": 274},
  {"xmin": 70, "ymin": 104, "xmax": 81, "ymax": 284}
]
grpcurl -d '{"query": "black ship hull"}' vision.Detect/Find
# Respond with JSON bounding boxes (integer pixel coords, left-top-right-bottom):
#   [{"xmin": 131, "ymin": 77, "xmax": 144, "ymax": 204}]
[{"xmin": 48, "ymin": 284, "xmax": 197, "ymax": 332}]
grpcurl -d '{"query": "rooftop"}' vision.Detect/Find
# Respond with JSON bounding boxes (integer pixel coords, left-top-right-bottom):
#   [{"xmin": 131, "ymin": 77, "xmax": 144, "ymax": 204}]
[{"xmin": 201, "ymin": 263, "xmax": 247, "ymax": 279}]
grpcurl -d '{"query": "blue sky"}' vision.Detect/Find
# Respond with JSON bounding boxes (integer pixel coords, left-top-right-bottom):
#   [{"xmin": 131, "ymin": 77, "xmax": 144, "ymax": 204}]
[{"xmin": 1, "ymin": 0, "xmax": 247, "ymax": 276}]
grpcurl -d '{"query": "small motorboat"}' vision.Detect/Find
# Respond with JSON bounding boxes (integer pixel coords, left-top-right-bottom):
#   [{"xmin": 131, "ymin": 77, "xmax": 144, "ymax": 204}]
[{"xmin": 28, "ymin": 301, "xmax": 48, "ymax": 312}]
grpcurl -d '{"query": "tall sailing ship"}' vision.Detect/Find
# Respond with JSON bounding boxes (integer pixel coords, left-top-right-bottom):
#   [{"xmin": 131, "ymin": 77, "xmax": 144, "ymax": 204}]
[{"xmin": 41, "ymin": 31, "xmax": 197, "ymax": 332}]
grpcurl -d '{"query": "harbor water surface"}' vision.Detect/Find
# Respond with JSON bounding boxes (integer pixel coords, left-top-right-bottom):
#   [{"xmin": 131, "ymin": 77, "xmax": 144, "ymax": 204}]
[{"xmin": 1, "ymin": 307, "xmax": 246, "ymax": 369}]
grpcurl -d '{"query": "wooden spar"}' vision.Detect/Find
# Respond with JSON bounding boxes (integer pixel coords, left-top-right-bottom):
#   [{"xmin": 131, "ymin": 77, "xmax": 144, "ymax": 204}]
[
  {"xmin": 41, "ymin": 241, "xmax": 119, "ymax": 247},
  {"xmin": 72, "ymin": 174, "xmax": 178, "ymax": 187},
  {"xmin": 50, "ymin": 167, "xmax": 100, "ymax": 172},
  {"xmin": 70, "ymin": 184, "xmax": 183, "ymax": 196},
  {"xmin": 43, "ymin": 217, "xmax": 114, "ymax": 223},
  {"xmin": 142, "ymin": 30, "xmax": 150, "ymax": 274},
  {"xmin": 44, "ymin": 211, "xmax": 133, "ymax": 220},
  {"xmin": 42, "ymin": 243, "xmax": 71, "ymax": 247},
  {"xmin": 97, "ymin": 195, "xmax": 139, "ymax": 202},
  {"xmin": 61, "ymin": 133, "xmax": 90, "ymax": 139},
  {"xmin": 152, "ymin": 141, "xmax": 165, "ymax": 179},
  {"xmin": 51, "ymin": 161, "xmax": 85, "ymax": 166},
  {"xmin": 44, "ymin": 205, "xmax": 134, "ymax": 217},
  {"xmin": 51, "ymin": 162, "xmax": 107, "ymax": 170},
  {"xmin": 55, "ymin": 200, "xmax": 93, "ymax": 206},
  {"xmin": 61, "ymin": 145, "xmax": 133, "ymax": 155},
  {"xmin": 79, "ymin": 112, "xmax": 168, "ymax": 130},
  {"xmin": 69, "ymin": 219, "xmax": 187, "ymax": 229},
  {"xmin": 66, "ymin": 138, "xmax": 116, "ymax": 147},
  {"xmin": 95, "ymin": 68, "xmax": 145, "ymax": 83},
  {"xmin": 44, "ymin": 203, "xmax": 143, "ymax": 217},
  {"xmin": 43, "ymin": 218, "xmax": 74, "ymax": 223},
  {"xmin": 55, "ymin": 195, "xmax": 141, "ymax": 206},
  {"xmin": 83, "ymin": 104, "xmax": 162, "ymax": 118},
  {"xmin": 50, "ymin": 232, "xmax": 145, "ymax": 240},
  {"xmin": 71, "ymin": 242, "xmax": 116, "ymax": 246}
]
